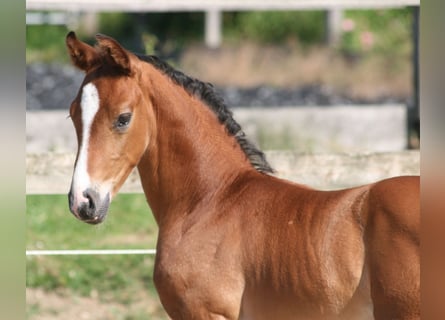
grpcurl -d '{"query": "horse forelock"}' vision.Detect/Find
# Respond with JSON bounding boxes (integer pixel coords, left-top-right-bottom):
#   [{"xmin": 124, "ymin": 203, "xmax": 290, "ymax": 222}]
[{"xmin": 135, "ymin": 54, "xmax": 274, "ymax": 174}]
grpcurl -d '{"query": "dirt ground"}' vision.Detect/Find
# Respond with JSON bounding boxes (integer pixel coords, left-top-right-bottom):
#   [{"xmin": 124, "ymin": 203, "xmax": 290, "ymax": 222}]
[
  {"xmin": 26, "ymin": 287, "xmax": 169, "ymax": 320},
  {"xmin": 179, "ymin": 42, "xmax": 412, "ymax": 100}
]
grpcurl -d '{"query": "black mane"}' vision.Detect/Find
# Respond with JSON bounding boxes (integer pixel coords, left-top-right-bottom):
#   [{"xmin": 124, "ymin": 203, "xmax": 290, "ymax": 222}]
[{"xmin": 136, "ymin": 54, "xmax": 274, "ymax": 174}]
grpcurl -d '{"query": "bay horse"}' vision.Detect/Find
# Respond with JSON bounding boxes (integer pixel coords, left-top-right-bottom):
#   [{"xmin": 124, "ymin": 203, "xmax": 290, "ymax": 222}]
[{"xmin": 66, "ymin": 32, "xmax": 419, "ymax": 320}]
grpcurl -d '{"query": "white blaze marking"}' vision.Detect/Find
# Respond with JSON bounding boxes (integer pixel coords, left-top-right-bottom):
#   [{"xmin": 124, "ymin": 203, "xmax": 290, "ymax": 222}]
[{"xmin": 72, "ymin": 83, "xmax": 100, "ymax": 200}]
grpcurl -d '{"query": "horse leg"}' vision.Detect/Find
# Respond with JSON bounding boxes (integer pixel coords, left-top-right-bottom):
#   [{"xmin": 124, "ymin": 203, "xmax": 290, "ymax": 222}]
[
  {"xmin": 368, "ymin": 233, "xmax": 419, "ymax": 320},
  {"xmin": 366, "ymin": 177, "xmax": 420, "ymax": 320}
]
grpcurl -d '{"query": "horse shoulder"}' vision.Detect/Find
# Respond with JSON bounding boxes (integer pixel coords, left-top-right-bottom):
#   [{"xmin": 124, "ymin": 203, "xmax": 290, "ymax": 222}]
[
  {"xmin": 153, "ymin": 215, "xmax": 245, "ymax": 319},
  {"xmin": 367, "ymin": 175, "xmax": 419, "ymax": 242},
  {"xmin": 365, "ymin": 175, "xmax": 420, "ymax": 318}
]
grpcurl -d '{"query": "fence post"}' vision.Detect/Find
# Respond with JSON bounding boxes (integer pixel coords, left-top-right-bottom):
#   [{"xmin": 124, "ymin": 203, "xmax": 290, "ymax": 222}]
[
  {"xmin": 205, "ymin": 9, "xmax": 222, "ymax": 49},
  {"xmin": 79, "ymin": 12, "xmax": 98, "ymax": 35},
  {"xmin": 408, "ymin": 5, "xmax": 419, "ymax": 149},
  {"xmin": 326, "ymin": 8, "xmax": 343, "ymax": 46}
]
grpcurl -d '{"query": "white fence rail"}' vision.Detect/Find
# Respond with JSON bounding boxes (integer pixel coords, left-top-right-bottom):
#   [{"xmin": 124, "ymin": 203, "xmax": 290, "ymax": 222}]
[
  {"xmin": 26, "ymin": 0, "xmax": 420, "ymax": 11},
  {"xmin": 26, "ymin": 0, "xmax": 420, "ymax": 47},
  {"xmin": 26, "ymin": 249, "xmax": 156, "ymax": 256},
  {"xmin": 26, "ymin": 151, "xmax": 420, "ymax": 195},
  {"xmin": 26, "ymin": 150, "xmax": 419, "ymax": 257}
]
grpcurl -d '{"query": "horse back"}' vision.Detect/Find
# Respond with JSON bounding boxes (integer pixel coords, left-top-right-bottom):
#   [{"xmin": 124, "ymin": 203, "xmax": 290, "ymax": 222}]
[
  {"xmin": 237, "ymin": 173, "xmax": 419, "ymax": 319},
  {"xmin": 236, "ymin": 173, "xmax": 372, "ymax": 317}
]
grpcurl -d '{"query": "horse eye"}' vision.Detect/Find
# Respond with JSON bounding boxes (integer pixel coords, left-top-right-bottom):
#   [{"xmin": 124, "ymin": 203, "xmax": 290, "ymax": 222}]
[{"xmin": 115, "ymin": 112, "xmax": 132, "ymax": 130}]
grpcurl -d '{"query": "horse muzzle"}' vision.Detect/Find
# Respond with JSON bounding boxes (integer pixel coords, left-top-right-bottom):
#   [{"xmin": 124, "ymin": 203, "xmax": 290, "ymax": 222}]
[{"xmin": 68, "ymin": 188, "xmax": 110, "ymax": 224}]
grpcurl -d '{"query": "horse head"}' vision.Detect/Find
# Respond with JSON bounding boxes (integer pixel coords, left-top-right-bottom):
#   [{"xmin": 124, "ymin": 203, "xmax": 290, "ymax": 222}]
[{"xmin": 66, "ymin": 32, "xmax": 154, "ymax": 224}]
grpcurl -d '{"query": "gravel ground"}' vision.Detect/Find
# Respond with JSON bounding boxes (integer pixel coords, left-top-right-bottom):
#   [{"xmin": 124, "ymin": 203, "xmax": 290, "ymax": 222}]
[{"xmin": 26, "ymin": 63, "xmax": 410, "ymax": 111}]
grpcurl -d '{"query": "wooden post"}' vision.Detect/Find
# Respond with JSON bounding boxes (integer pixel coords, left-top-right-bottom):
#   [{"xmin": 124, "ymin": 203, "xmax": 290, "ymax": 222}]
[
  {"xmin": 326, "ymin": 8, "xmax": 343, "ymax": 46},
  {"xmin": 205, "ymin": 9, "xmax": 222, "ymax": 49},
  {"xmin": 408, "ymin": 5, "xmax": 420, "ymax": 148},
  {"xmin": 79, "ymin": 12, "xmax": 98, "ymax": 36}
]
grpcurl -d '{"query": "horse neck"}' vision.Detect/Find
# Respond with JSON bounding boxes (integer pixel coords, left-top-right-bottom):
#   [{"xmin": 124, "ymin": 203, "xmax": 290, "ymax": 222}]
[{"xmin": 136, "ymin": 65, "xmax": 253, "ymax": 226}]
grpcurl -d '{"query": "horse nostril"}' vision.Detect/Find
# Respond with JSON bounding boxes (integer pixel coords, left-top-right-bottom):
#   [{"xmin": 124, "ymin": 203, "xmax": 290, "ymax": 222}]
[
  {"xmin": 76, "ymin": 189, "xmax": 97, "ymax": 220},
  {"xmin": 84, "ymin": 190, "xmax": 96, "ymax": 211},
  {"xmin": 69, "ymin": 187, "xmax": 108, "ymax": 223}
]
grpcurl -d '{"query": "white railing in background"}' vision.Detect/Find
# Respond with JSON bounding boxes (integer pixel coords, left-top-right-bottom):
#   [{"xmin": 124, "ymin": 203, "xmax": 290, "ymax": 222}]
[
  {"xmin": 26, "ymin": 0, "xmax": 420, "ymax": 47},
  {"xmin": 26, "ymin": 150, "xmax": 419, "ymax": 256},
  {"xmin": 26, "ymin": 0, "xmax": 420, "ymax": 11},
  {"xmin": 26, "ymin": 249, "xmax": 156, "ymax": 256}
]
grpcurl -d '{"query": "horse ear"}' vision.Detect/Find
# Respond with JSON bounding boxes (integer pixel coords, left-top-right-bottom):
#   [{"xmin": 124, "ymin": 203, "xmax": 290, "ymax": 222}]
[
  {"xmin": 95, "ymin": 33, "xmax": 132, "ymax": 74},
  {"xmin": 66, "ymin": 31, "xmax": 100, "ymax": 72}
]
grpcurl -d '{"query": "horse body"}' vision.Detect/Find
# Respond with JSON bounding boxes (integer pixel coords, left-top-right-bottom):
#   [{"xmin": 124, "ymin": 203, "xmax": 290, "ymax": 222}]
[{"xmin": 65, "ymin": 32, "xmax": 419, "ymax": 319}]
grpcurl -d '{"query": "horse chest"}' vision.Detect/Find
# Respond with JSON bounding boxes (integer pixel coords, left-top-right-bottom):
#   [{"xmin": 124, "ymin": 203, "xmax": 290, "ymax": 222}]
[{"xmin": 153, "ymin": 225, "xmax": 246, "ymax": 319}]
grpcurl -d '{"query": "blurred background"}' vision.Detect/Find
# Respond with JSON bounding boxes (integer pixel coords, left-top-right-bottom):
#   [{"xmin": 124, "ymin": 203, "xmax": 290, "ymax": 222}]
[
  {"xmin": 26, "ymin": 1, "xmax": 420, "ymax": 319},
  {"xmin": 26, "ymin": 3, "xmax": 420, "ymax": 153}
]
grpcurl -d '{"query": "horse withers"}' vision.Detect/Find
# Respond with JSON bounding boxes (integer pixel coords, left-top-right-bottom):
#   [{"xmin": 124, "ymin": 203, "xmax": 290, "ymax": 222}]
[{"xmin": 66, "ymin": 32, "xmax": 419, "ymax": 320}]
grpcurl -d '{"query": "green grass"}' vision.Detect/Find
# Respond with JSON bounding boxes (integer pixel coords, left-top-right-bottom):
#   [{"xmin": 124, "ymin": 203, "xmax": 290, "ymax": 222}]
[
  {"xmin": 27, "ymin": 193, "xmax": 157, "ymax": 249},
  {"xmin": 26, "ymin": 194, "xmax": 160, "ymax": 304}
]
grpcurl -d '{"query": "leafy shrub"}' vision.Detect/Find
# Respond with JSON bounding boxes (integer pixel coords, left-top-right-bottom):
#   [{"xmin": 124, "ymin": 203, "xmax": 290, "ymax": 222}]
[
  {"xmin": 224, "ymin": 11, "xmax": 325, "ymax": 45},
  {"xmin": 98, "ymin": 12, "xmax": 204, "ymax": 55},
  {"xmin": 26, "ymin": 25, "xmax": 70, "ymax": 62},
  {"xmin": 26, "ymin": 8, "xmax": 414, "ymax": 63},
  {"xmin": 339, "ymin": 8, "xmax": 413, "ymax": 58}
]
